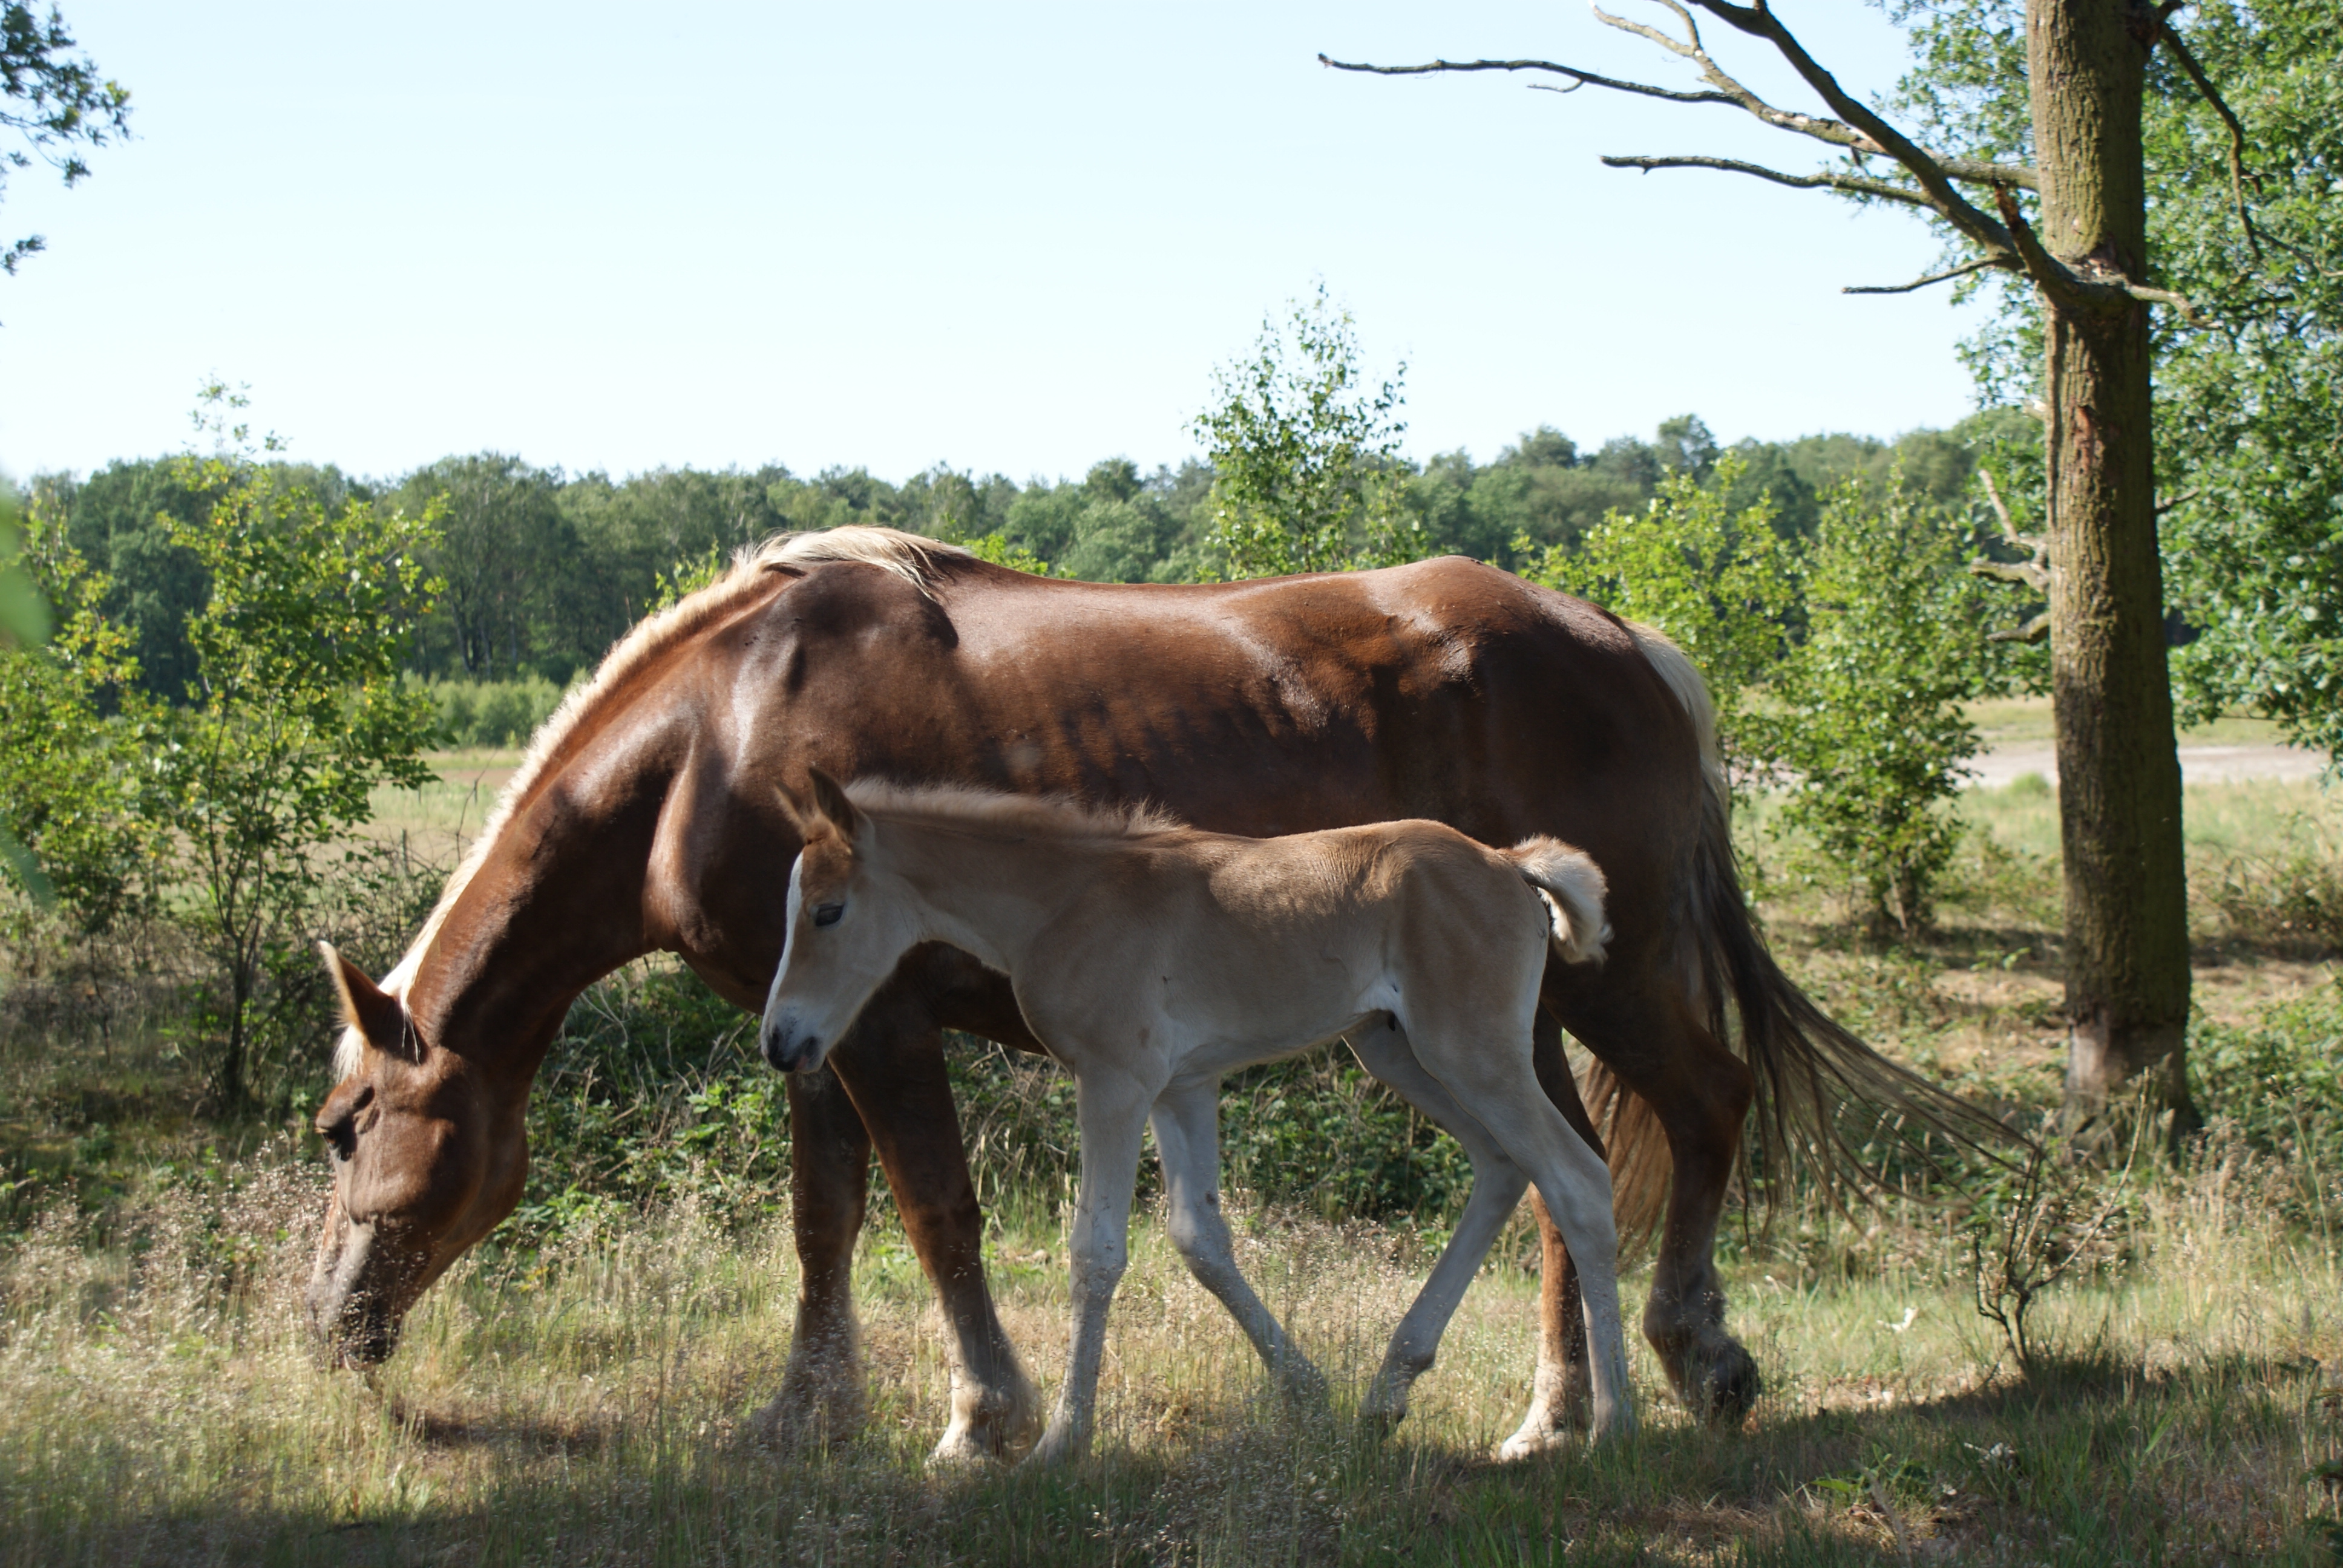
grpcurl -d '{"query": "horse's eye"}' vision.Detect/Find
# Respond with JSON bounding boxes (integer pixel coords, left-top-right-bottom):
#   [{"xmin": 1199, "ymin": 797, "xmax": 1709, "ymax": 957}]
[{"xmin": 813, "ymin": 903, "xmax": 845, "ymax": 928}]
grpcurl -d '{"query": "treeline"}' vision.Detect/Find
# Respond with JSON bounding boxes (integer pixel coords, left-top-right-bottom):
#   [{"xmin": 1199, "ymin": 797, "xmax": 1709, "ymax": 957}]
[{"xmin": 36, "ymin": 411, "xmax": 2017, "ymax": 697}]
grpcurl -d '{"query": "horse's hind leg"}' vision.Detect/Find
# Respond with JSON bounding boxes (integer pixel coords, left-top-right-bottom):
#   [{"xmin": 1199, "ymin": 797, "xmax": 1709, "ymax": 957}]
[
  {"xmin": 1149, "ymin": 1079, "xmax": 1328, "ymax": 1410},
  {"xmin": 1343, "ymin": 1027, "xmax": 1529, "ymax": 1433},
  {"xmin": 1559, "ymin": 972, "xmax": 1758, "ymax": 1426},
  {"xmin": 824, "ymin": 1000, "xmax": 1041, "ymax": 1465}
]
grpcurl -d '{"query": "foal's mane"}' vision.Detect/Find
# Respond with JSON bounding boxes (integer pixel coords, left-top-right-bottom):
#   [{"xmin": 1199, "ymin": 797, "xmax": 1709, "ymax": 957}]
[
  {"xmin": 847, "ymin": 780, "xmax": 1187, "ymax": 841},
  {"xmin": 336, "ymin": 526, "xmax": 980, "ymax": 1079}
]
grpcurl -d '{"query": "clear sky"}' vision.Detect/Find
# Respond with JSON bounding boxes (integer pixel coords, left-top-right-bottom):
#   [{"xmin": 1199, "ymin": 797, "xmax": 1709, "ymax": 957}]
[{"xmin": 0, "ymin": 2, "xmax": 1990, "ymax": 487}]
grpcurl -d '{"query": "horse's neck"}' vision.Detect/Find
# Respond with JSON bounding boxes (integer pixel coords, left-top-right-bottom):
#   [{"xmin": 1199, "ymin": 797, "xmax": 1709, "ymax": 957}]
[
  {"xmin": 408, "ymin": 762, "xmax": 670, "ymax": 1091},
  {"xmin": 886, "ymin": 822, "xmax": 1111, "ymax": 976}
]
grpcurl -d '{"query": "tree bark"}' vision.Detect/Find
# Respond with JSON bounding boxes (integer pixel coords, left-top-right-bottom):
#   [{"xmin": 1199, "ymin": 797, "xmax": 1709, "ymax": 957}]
[{"xmin": 2030, "ymin": 0, "xmax": 2200, "ymax": 1133}]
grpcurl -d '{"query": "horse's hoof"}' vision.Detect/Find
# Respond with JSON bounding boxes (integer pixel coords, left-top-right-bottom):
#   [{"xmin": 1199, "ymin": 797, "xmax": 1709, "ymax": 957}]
[{"xmin": 1685, "ymin": 1338, "xmax": 1760, "ymax": 1425}]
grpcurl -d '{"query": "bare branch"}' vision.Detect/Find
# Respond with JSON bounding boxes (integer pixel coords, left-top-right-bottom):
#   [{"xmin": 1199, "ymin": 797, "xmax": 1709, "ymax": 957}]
[
  {"xmin": 2158, "ymin": 26, "xmax": 2263, "ymax": 268},
  {"xmin": 1316, "ymin": 53, "xmax": 1734, "ymax": 108},
  {"xmin": 1587, "ymin": 2, "xmax": 2036, "ymax": 189},
  {"xmin": 1988, "ymin": 186, "xmax": 2194, "ymax": 319},
  {"xmin": 1978, "ymin": 469, "xmax": 2045, "ymax": 556},
  {"xmin": 1601, "ymin": 154, "xmax": 1939, "ymax": 209},
  {"xmin": 1971, "ymin": 558, "xmax": 2050, "ymax": 592},
  {"xmin": 2155, "ymin": 488, "xmax": 2200, "ymax": 517},
  {"xmin": 1844, "ymin": 254, "xmax": 2013, "ymax": 295},
  {"xmin": 1987, "ymin": 610, "xmax": 2052, "ymax": 646},
  {"xmin": 1677, "ymin": 1, "xmax": 2020, "ymax": 257}
]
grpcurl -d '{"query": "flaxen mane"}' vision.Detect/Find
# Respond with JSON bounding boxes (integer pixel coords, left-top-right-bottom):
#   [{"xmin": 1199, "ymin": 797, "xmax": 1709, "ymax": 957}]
[
  {"xmin": 846, "ymin": 780, "xmax": 1186, "ymax": 841},
  {"xmin": 335, "ymin": 526, "xmax": 978, "ymax": 1078}
]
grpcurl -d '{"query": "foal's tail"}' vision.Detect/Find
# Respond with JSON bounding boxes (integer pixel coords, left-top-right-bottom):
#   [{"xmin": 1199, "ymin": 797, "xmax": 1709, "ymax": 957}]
[
  {"xmin": 1594, "ymin": 622, "xmax": 2023, "ymax": 1241},
  {"xmin": 1504, "ymin": 838, "xmax": 1612, "ymax": 966}
]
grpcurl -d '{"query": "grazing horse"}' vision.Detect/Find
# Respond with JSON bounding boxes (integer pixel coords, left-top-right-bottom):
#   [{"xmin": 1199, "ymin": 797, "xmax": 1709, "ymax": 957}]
[
  {"xmin": 759, "ymin": 771, "xmax": 1631, "ymax": 1461},
  {"xmin": 307, "ymin": 526, "xmax": 2004, "ymax": 1462}
]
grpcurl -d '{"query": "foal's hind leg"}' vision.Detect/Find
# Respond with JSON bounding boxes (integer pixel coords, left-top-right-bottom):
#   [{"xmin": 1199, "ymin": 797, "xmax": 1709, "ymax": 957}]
[
  {"xmin": 1343, "ymin": 1028, "xmax": 1529, "ymax": 1433},
  {"xmin": 1502, "ymin": 1008, "xmax": 1604, "ymax": 1459},
  {"xmin": 1399, "ymin": 1015, "xmax": 1636, "ymax": 1444},
  {"xmin": 1149, "ymin": 1080, "xmax": 1329, "ymax": 1411}
]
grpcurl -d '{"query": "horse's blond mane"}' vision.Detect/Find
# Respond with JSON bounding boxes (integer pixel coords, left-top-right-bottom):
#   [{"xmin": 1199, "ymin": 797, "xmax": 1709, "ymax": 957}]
[
  {"xmin": 846, "ymin": 779, "xmax": 1186, "ymax": 841},
  {"xmin": 335, "ymin": 525, "xmax": 974, "ymax": 1079}
]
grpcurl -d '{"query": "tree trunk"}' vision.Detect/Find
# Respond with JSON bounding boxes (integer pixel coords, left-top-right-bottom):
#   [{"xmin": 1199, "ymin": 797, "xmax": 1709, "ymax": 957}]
[{"xmin": 2030, "ymin": 0, "xmax": 2200, "ymax": 1134}]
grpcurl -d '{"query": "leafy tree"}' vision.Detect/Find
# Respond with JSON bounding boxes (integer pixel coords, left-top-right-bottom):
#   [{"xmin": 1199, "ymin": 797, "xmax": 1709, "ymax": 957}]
[
  {"xmin": 163, "ymin": 390, "xmax": 442, "ymax": 1111},
  {"xmin": 1520, "ymin": 452, "xmax": 1797, "ymax": 797},
  {"xmin": 1192, "ymin": 284, "xmax": 1424, "ymax": 580},
  {"xmin": 1327, "ymin": 0, "xmax": 2218, "ymax": 1131},
  {"xmin": 0, "ymin": 2, "xmax": 129, "ymax": 277},
  {"xmin": 1766, "ymin": 476, "xmax": 1998, "ymax": 933},
  {"xmin": 0, "ymin": 489, "xmax": 165, "ymax": 930},
  {"xmin": 396, "ymin": 454, "xmax": 569, "ymax": 681}
]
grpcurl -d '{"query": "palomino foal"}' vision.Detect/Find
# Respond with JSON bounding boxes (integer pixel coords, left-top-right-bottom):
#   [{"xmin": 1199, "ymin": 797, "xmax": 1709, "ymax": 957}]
[{"xmin": 759, "ymin": 769, "xmax": 1636, "ymax": 1464}]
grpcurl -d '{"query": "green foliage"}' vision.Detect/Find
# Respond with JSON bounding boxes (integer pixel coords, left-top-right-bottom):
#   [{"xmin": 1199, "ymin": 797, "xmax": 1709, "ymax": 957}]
[
  {"xmin": 415, "ymin": 675, "xmax": 566, "ymax": 750},
  {"xmin": 1521, "ymin": 452, "xmax": 1798, "ymax": 795},
  {"xmin": 1764, "ymin": 477, "xmax": 1999, "ymax": 932},
  {"xmin": 0, "ymin": 1, "xmax": 131, "ymax": 276},
  {"xmin": 1890, "ymin": 1, "xmax": 2343, "ymax": 757},
  {"xmin": 0, "ymin": 492, "xmax": 166, "ymax": 930},
  {"xmin": 1191, "ymin": 284, "xmax": 1425, "ymax": 580},
  {"xmin": 160, "ymin": 386, "xmax": 444, "ymax": 1110}
]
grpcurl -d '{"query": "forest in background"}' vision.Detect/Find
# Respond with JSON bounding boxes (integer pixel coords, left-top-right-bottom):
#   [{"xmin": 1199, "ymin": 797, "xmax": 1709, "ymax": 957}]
[{"xmin": 31, "ymin": 409, "xmax": 2016, "ymax": 699}]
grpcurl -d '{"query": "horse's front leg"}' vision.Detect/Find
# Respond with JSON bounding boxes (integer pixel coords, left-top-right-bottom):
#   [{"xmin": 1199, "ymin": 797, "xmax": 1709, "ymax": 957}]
[
  {"xmin": 1149, "ymin": 1079, "xmax": 1328, "ymax": 1410},
  {"xmin": 1028, "ymin": 1066, "xmax": 1152, "ymax": 1466},
  {"xmin": 823, "ymin": 993, "xmax": 1041, "ymax": 1465},
  {"xmin": 759, "ymin": 1060, "xmax": 873, "ymax": 1448}
]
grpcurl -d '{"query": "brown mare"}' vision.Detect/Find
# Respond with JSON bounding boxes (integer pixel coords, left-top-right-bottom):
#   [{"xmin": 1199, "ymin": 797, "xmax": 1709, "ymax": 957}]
[{"xmin": 309, "ymin": 526, "xmax": 2001, "ymax": 1461}]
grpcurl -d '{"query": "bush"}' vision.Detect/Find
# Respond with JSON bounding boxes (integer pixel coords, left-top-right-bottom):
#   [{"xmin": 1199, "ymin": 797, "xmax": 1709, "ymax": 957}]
[
  {"xmin": 1762, "ymin": 475, "xmax": 1999, "ymax": 933},
  {"xmin": 418, "ymin": 675, "xmax": 566, "ymax": 749}
]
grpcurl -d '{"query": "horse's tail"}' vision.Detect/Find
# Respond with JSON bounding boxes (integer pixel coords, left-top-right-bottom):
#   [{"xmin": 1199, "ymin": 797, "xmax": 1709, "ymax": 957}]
[
  {"xmin": 1503, "ymin": 837, "xmax": 1613, "ymax": 966},
  {"xmin": 1591, "ymin": 621, "xmax": 2022, "ymax": 1243}
]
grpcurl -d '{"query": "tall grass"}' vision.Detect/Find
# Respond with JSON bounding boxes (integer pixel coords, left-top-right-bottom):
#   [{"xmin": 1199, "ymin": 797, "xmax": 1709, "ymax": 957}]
[{"xmin": 1, "ymin": 1126, "xmax": 2336, "ymax": 1564}]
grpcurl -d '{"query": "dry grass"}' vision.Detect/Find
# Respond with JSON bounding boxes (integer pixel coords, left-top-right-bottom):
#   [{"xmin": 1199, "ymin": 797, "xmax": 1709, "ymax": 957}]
[{"xmin": 3, "ymin": 1138, "xmax": 2339, "ymax": 1566}]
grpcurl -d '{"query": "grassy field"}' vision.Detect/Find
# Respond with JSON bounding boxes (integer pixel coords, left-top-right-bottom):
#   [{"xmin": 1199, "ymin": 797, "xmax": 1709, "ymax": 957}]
[{"xmin": 5, "ymin": 760, "xmax": 2343, "ymax": 1564}]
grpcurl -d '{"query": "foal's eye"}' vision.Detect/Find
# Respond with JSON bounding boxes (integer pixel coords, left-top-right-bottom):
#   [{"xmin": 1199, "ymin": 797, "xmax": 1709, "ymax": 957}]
[{"xmin": 813, "ymin": 903, "xmax": 845, "ymax": 928}]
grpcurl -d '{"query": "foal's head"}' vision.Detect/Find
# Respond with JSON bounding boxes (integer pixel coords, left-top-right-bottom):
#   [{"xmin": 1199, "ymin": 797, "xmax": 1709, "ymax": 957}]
[{"xmin": 759, "ymin": 768, "xmax": 921, "ymax": 1075}]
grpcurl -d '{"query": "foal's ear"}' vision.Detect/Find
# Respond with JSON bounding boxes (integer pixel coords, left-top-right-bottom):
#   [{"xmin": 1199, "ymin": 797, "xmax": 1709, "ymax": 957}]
[
  {"xmin": 318, "ymin": 941, "xmax": 408, "ymax": 1057},
  {"xmin": 772, "ymin": 780, "xmax": 807, "ymax": 834},
  {"xmin": 803, "ymin": 766, "xmax": 865, "ymax": 841}
]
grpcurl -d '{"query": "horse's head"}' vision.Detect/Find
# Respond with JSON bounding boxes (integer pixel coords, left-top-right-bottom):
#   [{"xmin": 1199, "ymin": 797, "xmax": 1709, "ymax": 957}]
[
  {"xmin": 759, "ymin": 768, "xmax": 920, "ymax": 1076},
  {"xmin": 304, "ymin": 945, "xmax": 529, "ymax": 1368}
]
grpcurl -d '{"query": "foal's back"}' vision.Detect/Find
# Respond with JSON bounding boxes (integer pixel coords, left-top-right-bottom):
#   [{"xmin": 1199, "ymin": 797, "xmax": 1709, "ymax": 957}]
[{"xmin": 1020, "ymin": 820, "xmax": 1553, "ymax": 1062}]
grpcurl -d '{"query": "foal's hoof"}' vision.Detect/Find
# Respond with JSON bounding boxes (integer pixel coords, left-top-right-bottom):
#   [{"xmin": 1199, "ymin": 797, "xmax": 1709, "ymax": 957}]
[
  {"xmin": 1495, "ymin": 1421, "xmax": 1575, "ymax": 1463},
  {"xmin": 1680, "ymin": 1337, "xmax": 1761, "ymax": 1425}
]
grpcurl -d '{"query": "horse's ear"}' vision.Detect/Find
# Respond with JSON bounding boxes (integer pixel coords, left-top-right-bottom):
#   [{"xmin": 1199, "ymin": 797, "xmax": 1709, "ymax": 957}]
[
  {"xmin": 319, "ymin": 941, "xmax": 407, "ymax": 1056},
  {"xmin": 804, "ymin": 766, "xmax": 864, "ymax": 841}
]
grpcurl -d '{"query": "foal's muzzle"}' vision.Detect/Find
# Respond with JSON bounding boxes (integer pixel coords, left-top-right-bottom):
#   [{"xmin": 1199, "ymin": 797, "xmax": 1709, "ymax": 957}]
[{"xmin": 761, "ymin": 1019, "xmax": 821, "ymax": 1074}]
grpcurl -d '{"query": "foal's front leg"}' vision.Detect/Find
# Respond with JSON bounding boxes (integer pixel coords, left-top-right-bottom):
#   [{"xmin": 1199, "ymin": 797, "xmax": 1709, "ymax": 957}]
[
  {"xmin": 1149, "ymin": 1080, "xmax": 1329, "ymax": 1410},
  {"xmin": 1028, "ymin": 1065, "xmax": 1154, "ymax": 1466}
]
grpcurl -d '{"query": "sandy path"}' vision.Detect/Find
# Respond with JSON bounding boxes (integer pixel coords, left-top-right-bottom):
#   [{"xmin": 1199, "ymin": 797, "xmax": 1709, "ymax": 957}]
[{"xmin": 1970, "ymin": 742, "xmax": 2327, "ymax": 788}]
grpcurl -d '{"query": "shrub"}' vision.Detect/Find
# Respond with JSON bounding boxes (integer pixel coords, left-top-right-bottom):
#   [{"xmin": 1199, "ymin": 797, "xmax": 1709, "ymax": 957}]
[
  {"xmin": 1762, "ymin": 475, "xmax": 1999, "ymax": 933},
  {"xmin": 1521, "ymin": 452, "xmax": 1797, "ymax": 799}
]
